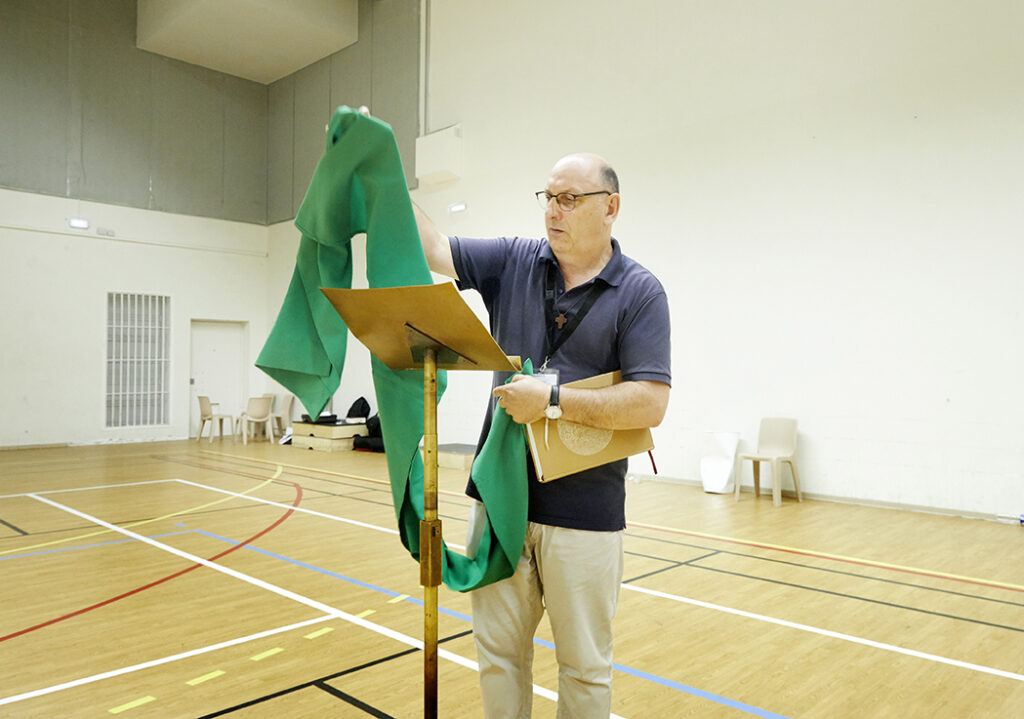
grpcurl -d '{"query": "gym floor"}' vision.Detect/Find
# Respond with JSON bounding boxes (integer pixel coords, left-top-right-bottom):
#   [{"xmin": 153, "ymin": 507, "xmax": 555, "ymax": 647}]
[{"xmin": 1, "ymin": 440, "xmax": 1022, "ymax": 717}]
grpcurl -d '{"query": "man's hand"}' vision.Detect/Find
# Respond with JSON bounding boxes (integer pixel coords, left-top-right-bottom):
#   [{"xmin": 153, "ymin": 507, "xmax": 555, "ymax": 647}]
[{"xmin": 492, "ymin": 375, "xmax": 549, "ymax": 425}]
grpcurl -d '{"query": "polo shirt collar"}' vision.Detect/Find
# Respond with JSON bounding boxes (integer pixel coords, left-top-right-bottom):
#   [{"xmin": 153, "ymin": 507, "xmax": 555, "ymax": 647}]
[{"xmin": 541, "ymin": 237, "xmax": 625, "ymax": 288}]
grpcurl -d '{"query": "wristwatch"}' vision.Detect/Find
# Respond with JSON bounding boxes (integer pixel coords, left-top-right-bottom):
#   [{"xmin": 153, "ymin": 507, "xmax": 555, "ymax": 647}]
[{"xmin": 544, "ymin": 384, "xmax": 562, "ymax": 420}]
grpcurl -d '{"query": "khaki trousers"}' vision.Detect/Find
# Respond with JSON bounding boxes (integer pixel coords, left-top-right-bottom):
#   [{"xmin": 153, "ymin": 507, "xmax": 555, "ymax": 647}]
[{"xmin": 469, "ymin": 507, "xmax": 625, "ymax": 718}]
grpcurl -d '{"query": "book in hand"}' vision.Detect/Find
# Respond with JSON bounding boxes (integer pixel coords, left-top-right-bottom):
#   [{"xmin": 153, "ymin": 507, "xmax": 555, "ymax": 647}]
[{"xmin": 524, "ymin": 371, "xmax": 654, "ymax": 482}]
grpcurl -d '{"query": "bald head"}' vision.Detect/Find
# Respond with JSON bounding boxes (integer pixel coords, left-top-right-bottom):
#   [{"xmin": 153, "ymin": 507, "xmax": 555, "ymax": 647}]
[{"xmin": 553, "ymin": 153, "xmax": 619, "ymax": 194}]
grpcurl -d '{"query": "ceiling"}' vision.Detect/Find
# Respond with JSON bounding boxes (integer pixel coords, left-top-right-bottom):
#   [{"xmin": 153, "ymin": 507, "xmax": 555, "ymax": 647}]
[{"xmin": 136, "ymin": 0, "xmax": 359, "ymax": 84}]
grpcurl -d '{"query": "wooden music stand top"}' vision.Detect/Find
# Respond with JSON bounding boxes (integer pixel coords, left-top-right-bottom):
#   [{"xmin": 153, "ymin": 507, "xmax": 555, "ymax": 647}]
[{"xmin": 321, "ymin": 282, "xmax": 520, "ymax": 372}]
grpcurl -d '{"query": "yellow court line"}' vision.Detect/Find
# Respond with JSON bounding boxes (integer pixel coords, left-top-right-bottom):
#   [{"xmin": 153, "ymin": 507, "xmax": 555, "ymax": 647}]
[
  {"xmin": 108, "ymin": 695, "xmax": 156, "ymax": 713},
  {"xmin": 388, "ymin": 594, "xmax": 409, "ymax": 604},
  {"xmin": 1, "ymin": 465, "xmax": 283, "ymax": 556},
  {"xmin": 356, "ymin": 610, "xmax": 376, "ymax": 619},
  {"xmin": 186, "ymin": 670, "xmax": 225, "ymax": 686},
  {"xmin": 250, "ymin": 648, "xmax": 283, "ymax": 662},
  {"xmin": 200, "ymin": 449, "xmax": 388, "ymax": 486},
  {"xmin": 629, "ymin": 520, "xmax": 1024, "ymax": 593},
  {"xmin": 304, "ymin": 626, "xmax": 335, "ymax": 639},
  {"xmin": 199, "ymin": 449, "xmax": 472, "ymax": 499}
]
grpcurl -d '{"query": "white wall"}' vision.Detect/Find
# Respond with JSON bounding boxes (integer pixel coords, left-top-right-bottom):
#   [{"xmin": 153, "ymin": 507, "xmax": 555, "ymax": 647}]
[
  {"xmin": 0, "ymin": 188, "xmax": 271, "ymax": 446},
  {"xmin": 411, "ymin": 0, "xmax": 1024, "ymax": 516}
]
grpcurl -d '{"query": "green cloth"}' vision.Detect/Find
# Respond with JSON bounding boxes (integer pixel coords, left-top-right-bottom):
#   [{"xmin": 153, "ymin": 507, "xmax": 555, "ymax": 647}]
[{"xmin": 256, "ymin": 106, "xmax": 527, "ymax": 592}]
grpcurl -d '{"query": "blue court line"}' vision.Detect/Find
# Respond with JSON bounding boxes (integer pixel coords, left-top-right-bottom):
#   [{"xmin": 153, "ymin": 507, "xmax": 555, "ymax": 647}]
[
  {"xmin": 0, "ymin": 532, "xmax": 192, "ymax": 561},
  {"xmin": 8, "ymin": 525, "xmax": 791, "ymax": 717},
  {"xmin": 194, "ymin": 529, "xmax": 792, "ymax": 717}
]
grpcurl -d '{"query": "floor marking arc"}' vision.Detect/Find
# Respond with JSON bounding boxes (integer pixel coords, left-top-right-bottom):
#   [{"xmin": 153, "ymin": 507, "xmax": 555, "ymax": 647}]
[
  {"xmin": 622, "ymin": 583, "xmax": 1024, "ymax": 683},
  {"xmin": 627, "ymin": 520, "xmax": 1024, "ymax": 593},
  {"xmin": 0, "ymin": 467, "xmax": 282, "ymax": 557},
  {"xmin": 173, "ymin": 478, "xmax": 468, "ymax": 550},
  {"xmin": 196, "ymin": 450, "xmax": 471, "ymax": 500},
  {"xmin": 0, "ymin": 478, "xmax": 297, "ymax": 643}
]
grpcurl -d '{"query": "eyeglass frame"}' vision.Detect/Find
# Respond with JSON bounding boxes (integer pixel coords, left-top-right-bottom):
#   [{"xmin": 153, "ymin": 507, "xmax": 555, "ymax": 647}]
[{"xmin": 535, "ymin": 189, "xmax": 612, "ymax": 212}]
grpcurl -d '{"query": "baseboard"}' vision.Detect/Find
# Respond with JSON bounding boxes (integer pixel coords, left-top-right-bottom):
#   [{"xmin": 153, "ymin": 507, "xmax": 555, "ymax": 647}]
[
  {"xmin": 628, "ymin": 472, "xmax": 1014, "ymax": 524},
  {"xmin": 0, "ymin": 442, "xmax": 69, "ymax": 451}
]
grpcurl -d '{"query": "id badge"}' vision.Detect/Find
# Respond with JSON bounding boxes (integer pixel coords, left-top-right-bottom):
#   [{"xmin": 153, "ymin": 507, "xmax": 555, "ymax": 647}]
[{"xmin": 534, "ymin": 368, "xmax": 560, "ymax": 387}]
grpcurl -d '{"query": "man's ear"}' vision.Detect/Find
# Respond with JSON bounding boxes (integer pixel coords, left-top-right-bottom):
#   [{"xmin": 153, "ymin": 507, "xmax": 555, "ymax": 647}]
[{"xmin": 605, "ymin": 193, "xmax": 621, "ymax": 225}]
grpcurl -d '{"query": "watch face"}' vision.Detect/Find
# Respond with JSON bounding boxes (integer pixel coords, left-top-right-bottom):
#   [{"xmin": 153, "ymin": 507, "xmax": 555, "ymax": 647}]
[{"xmin": 545, "ymin": 405, "xmax": 562, "ymax": 420}]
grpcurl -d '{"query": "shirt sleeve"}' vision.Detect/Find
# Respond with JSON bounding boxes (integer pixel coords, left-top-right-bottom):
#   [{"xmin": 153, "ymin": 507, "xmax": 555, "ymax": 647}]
[
  {"xmin": 618, "ymin": 287, "xmax": 672, "ymax": 386},
  {"xmin": 449, "ymin": 236, "xmax": 512, "ymax": 296}
]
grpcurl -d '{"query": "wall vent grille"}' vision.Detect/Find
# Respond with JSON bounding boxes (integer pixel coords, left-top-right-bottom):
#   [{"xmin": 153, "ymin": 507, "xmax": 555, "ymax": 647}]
[{"xmin": 106, "ymin": 293, "xmax": 170, "ymax": 427}]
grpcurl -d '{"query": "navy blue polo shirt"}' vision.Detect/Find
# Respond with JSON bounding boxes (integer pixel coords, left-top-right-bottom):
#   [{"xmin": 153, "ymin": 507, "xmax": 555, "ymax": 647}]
[{"xmin": 451, "ymin": 235, "xmax": 671, "ymax": 532}]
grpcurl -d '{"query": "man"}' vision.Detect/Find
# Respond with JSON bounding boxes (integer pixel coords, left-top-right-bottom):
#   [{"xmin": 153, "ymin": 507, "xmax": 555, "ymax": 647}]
[{"xmin": 416, "ymin": 153, "xmax": 671, "ymax": 718}]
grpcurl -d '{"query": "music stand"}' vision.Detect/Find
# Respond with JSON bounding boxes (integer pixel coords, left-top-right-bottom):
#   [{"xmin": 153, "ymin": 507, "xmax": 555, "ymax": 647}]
[{"xmin": 321, "ymin": 282, "xmax": 519, "ymax": 718}]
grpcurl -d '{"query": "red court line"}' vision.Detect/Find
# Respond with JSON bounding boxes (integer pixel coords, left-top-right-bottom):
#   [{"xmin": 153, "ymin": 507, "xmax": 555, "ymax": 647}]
[{"xmin": 0, "ymin": 481, "xmax": 303, "ymax": 643}]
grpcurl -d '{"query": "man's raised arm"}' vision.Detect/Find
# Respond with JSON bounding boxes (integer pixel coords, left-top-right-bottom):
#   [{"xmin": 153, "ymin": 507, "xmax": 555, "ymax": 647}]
[{"xmin": 413, "ymin": 202, "xmax": 458, "ymax": 280}]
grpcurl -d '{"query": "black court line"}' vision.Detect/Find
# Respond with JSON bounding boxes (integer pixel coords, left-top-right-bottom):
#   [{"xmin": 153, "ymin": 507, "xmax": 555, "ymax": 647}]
[
  {"xmin": 314, "ymin": 681, "xmax": 395, "ymax": 718},
  {"xmin": 626, "ymin": 530, "xmax": 1024, "ymax": 609},
  {"xmin": 653, "ymin": 561, "xmax": 1024, "ymax": 634},
  {"xmin": 0, "ymin": 516, "xmax": 28, "ymax": 536},
  {"xmin": 197, "ymin": 629, "xmax": 474, "ymax": 717}
]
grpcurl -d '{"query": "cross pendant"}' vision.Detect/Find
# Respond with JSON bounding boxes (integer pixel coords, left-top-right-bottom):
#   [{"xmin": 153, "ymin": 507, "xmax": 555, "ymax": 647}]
[{"xmin": 555, "ymin": 313, "xmax": 568, "ymax": 329}]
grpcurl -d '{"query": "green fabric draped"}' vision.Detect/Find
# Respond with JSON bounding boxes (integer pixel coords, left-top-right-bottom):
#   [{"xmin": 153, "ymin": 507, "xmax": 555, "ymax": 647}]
[{"xmin": 256, "ymin": 106, "xmax": 527, "ymax": 592}]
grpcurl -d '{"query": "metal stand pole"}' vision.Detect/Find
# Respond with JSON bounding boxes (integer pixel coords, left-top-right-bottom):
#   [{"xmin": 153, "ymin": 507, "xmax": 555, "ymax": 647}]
[{"xmin": 420, "ymin": 348, "xmax": 441, "ymax": 718}]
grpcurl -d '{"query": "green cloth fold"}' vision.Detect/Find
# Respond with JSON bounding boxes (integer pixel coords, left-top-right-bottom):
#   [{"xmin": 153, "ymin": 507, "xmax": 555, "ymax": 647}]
[{"xmin": 256, "ymin": 106, "xmax": 527, "ymax": 591}]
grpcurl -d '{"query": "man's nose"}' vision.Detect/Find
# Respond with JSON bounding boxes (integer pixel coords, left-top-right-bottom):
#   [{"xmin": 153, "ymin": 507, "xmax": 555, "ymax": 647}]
[{"xmin": 546, "ymin": 198, "xmax": 563, "ymax": 220}]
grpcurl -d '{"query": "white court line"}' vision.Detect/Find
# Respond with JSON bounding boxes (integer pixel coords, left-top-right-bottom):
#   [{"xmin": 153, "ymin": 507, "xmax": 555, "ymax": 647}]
[
  {"xmin": 622, "ymin": 583, "xmax": 1024, "ymax": 683},
  {"xmin": 3, "ymin": 492, "xmax": 571, "ymax": 712},
  {"xmin": 0, "ymin": 616, "xmax": 332, "ymax": 706},
  {"xmin": 180, "ymin": 477, "xmax": 1024, "ymax": 684},
  {"xmin": 173, "ymin": 477, "xmax": 470, "ymax": 551},
  {"xmin": 173, "ymin": 478, "xmax": 402, "ymax": 538},
  {"xmin": 0, "ymin": 479, "xmax": 175, "ymax": 499}
]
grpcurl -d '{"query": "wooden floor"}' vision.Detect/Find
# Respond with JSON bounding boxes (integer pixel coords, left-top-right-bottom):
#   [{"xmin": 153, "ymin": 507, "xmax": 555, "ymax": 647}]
[{"xmin": 1, "ymin": 440, "xmax": 1022, "ymax": 718}]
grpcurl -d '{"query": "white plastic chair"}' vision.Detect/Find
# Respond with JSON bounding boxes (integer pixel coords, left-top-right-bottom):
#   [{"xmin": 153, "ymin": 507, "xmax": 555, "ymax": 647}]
[
  {"xmin": 272, "ymin": 394, "xmax": 294, "ymax": 434},
  {"xmin": 734, "ymin": 418, "xmax": 802, "ymax": 507},
  {"xmin": 236, "ymin": 396, "xmax": 275, "ymax": 445},
  {"xmin": 197, "ymin": 396, "xmax": 232, "ymax": 442}
]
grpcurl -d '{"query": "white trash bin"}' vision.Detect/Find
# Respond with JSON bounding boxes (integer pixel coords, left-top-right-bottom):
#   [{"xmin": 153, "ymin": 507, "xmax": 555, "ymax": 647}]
[{"xmin": 700, "ymin": 431, "xmax": 740, "ymax": 494}]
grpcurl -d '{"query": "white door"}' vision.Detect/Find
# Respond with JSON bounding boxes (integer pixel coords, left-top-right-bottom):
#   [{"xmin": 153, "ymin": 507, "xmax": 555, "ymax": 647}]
[{"xmin": 190, "ymin": 320, "xmax": 247, "ymax": 437}]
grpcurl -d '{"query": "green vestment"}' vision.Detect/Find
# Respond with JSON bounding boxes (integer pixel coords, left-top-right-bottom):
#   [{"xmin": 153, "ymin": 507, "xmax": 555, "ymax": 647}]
[{"xmin": 256, "ymin": 107, "xmax": 527, "ymax": 591}]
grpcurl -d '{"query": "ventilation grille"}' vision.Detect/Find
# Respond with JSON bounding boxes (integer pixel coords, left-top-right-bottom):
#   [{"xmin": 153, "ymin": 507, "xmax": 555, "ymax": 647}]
[{"xmin": 106, "ymin": 293, "xmax": 170, "ymax": 427}]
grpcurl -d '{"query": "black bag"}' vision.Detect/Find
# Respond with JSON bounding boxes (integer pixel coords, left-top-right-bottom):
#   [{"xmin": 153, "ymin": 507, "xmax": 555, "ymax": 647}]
[
  {"xmin": 353, "ymin": 413, "xmax": 384, "ymax": 452},
  {"xmin": 347, "ymin": 396, "xmax": 371, "ymax": 418}
]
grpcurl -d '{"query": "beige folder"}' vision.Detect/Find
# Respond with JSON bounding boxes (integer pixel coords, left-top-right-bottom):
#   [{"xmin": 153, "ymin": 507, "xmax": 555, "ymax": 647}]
[{"xmin": 525, "ymin": 371, "xmax": 654, "ymax": 482}]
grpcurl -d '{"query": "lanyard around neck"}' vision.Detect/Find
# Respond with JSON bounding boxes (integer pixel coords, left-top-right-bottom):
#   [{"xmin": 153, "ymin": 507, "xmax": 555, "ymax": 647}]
[{"xmin": 542, "ymin": 262, "xmax": 608, "ymax": 369}]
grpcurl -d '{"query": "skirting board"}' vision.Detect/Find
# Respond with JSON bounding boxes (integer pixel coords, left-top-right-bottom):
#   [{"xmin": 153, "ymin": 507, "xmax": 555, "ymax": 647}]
[
  {"xmin": 627, "ymin": 472, "xmax": 1011, "ymax": 524},
  {"xmin": 0, "ymin": 443, "xmax": 69, "ymax": 451}
]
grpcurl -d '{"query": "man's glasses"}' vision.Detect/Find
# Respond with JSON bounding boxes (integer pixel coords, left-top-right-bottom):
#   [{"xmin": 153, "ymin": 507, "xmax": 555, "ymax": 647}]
[{"xmin": 535, "ymin": 190, "xmax": 611, "ymax": 212}]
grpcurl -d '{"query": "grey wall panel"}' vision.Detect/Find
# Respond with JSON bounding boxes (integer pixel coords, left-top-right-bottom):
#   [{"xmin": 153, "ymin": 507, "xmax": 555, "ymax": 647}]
[
  {"xmin": 2, "ymin": 0, "xmax": 417, "ymax": 224},
  {"xmin": 291, "ymin": 59, "xmax": 333, "ymax": 214},
  {"xmin": 0, "ymin": 7, "xmax": 69, "ymax": 196},
  {"xmin": 74, "ymin": 26, "xmax": 153, "ymax": 208},
  {"xmin": 222, "ymin": 77, "xmax": 268, "ymax": 223},
  {"xmin": 149, "ymin": 57, "xmax": 226, "ymax": 218},
  {"xmin": 330, "ymin": 0, "xmax": 373, "ymax": 112},
  {"xmin": 372, "ymin": 0, "xmax": 420, "ymax": 188},
  {"xmin": 267, "ymin": 77, "xmax": 295, "ymax": 225},
  {"xmin": 69, "ymin": 0, "xmax": 136, "ymax": 37}
]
